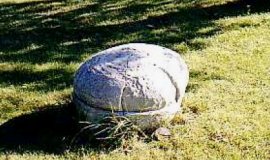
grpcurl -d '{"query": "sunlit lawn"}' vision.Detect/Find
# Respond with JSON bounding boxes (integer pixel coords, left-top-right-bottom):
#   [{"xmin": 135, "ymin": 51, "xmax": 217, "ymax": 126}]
[{"xmin": 0, "ymin": 0, "xmax": 269, "ymax": 159}]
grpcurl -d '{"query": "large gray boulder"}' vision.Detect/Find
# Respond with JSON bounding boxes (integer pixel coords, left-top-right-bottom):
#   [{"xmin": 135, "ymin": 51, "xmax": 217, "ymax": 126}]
[{"xmin": 73, "ymin": 43, "xmax": 189, "ymax": 129}]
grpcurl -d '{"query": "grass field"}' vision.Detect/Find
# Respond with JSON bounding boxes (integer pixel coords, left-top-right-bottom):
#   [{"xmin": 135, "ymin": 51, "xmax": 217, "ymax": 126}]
[{"xmin": 0, "ymin": 0, "xmax": 269, "ymax": 159}]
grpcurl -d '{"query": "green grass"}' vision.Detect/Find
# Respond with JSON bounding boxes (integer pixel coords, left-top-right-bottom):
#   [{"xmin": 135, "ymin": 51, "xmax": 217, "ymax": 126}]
[{"xmin": 0, "ymin": 0, "xmax": 269, "ymax": 159}]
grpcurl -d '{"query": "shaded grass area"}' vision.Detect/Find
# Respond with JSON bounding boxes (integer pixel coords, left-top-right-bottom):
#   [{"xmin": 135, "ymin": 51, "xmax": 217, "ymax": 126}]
[
  {"xmin": 0, "ymin": 66, "xmax": 74, "ymax": 91},
  {"xmin": 0, "ymin": 0, "xmax": 270, "ymax": 159},
  {"xmin": 0, "ymin": 103, "xmax": 78, "ymax": 153},
  {"xmin": 1, "ymin": 0, "xmax": 269, "ymax": 63}
]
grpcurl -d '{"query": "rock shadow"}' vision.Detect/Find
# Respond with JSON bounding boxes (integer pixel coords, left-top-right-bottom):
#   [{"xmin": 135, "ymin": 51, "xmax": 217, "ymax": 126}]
[{"xmin": 0, "ymin": 102, "xmax": 106, "ymax": 154}]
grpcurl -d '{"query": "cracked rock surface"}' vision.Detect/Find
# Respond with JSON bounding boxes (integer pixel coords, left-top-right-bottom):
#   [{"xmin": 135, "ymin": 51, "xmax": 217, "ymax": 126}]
[{"xmin": 73, "ymin": 43, "xmax": 189, "ymax": 126}]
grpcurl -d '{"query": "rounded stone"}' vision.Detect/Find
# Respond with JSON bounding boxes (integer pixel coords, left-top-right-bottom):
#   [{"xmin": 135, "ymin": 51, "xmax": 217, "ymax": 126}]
[
  {"xmin": 73, "ymin": 43, "xmax": 189, "ymax": 129},
  {"xmin": 152, "ymin": 127, "xmax": 171, "ymax": 141}
]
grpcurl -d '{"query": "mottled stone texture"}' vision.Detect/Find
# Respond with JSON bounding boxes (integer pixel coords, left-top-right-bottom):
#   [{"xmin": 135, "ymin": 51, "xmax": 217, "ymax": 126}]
[{"xmin": 73, "ymin": 43, "xmax": 189, "ymax": 128}]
